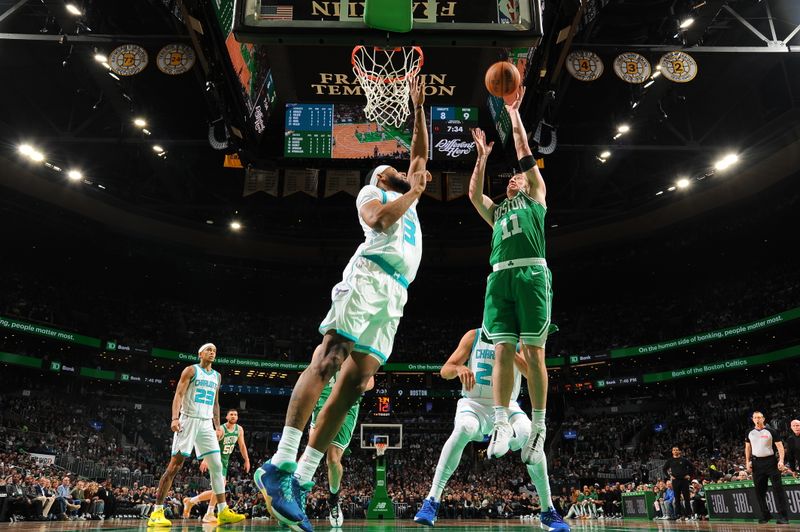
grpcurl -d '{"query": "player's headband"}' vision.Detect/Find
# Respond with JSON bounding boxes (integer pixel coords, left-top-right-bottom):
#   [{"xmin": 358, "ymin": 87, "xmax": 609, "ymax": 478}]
[
  {"xmin": 198, "ymin": 343, "xmax": 216, "ymax": 354},
  {"xmin": 369, "ymin": 165, "xmax": 391, "ymax": 187}
]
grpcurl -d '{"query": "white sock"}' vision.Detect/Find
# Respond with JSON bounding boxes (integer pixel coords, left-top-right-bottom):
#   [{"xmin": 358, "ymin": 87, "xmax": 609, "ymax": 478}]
[
  {"xmin": 216, "ymin": 502, "xmax": 228, "ymax": 513},
  {"xmin": 427, "ymin": 428, "xmax": 472, "ymax": 501},
  {"xmin": 493, "ymin": 406, "xmax": 509, "ymax": 424},
  {"xmin": 153, "ymin": 504, "xmax": 163, "ymax": 512},
  {"xmin": 271, "ymin": 426, "xmax": 303, "ymax": 465},
  {"xmin": 205, "ymin": 505, "xmax": 215, "ymax": 515},
  {"xmin": 532, "ymin": 409, "xmax": 546, "ymax": 428},
  {"xmin": 295, "ymin": 446, "xmax": 324, "ymax": 485},
  {"xmin": 526, "ymin": 462, "xmax": 553, "ymax": 512}
]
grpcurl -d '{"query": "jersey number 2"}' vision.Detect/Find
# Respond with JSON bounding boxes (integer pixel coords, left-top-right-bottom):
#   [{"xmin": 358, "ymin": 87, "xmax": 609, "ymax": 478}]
[
  {"xmin": 475, "ymin": 362, "xmax": 492, "ymax": 386},
  {"xmin": 194, "ymin": 389, "xmax": 215, "ymax": 405},
  {"xmin": 499, "ymin": 214, "xmax": 523, "ymax": 240}
]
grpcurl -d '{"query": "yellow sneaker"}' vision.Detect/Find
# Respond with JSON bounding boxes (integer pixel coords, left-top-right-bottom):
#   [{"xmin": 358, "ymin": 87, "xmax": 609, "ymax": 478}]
[
  {"xmin": 147, "ymin": 508, "xmax": 172, "ymax": 527},
  {"xmin": 182, "ymin": 497, "xmax": 195, "ymax": 518},
  {"xmin": 217, "ymin": 506, "xmax": 246, "ymax": 525}
]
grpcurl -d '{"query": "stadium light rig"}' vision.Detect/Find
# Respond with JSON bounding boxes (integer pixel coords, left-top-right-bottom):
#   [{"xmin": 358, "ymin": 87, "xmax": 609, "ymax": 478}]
[
  {"xmin": 67, "ymin": 170, "xmax": 83, "ymax": 181},
  {"xmin": 617, "ymin": 124, "xmax": 630, "ymax": 134},
  {"xmin": 676, "ymin": 178, "xmax": 690, "ymax": 189},
  {"xmin": 66, "ymin": 3, "xmax": 81, "ymax": 15},
  {"xmin": 94, "ymin": 53, "xmax": 107, "ymax": 63},
  {"xmin": 680, "ymin": 17, "xmax": 695, "ymax": 29},
  {"xmin": 230, "ymin": 221, "xmax": 242, "ymax": 231},
  {"xmin": 714, "ymin": 153, "xmax": 739, "ymax": 171},
  {"xmin": 133, "ymin": 118, "xmax": 147, "ymax": 128}
]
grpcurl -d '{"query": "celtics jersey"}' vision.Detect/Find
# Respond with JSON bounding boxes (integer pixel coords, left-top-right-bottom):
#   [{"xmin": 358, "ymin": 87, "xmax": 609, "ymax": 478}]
[
  {"xmin": 462, "ymin": 329, "xmax": 522, "ymax": 403},
  {"xmin": 181, "ymin": 364, "xmax": 219, "ymax": 419},
  {"xmin": 317, "ymin": 371, "xmax": 360, "ymax": 412},
  {"xmin": 354, "ymin": 185, "xmax": 422, "ymax": 283},
  {"xmin": 490, "ymin": 190, "xmax": 546, "ymax": 265},
  {"xmin": 220, "ymin": 424, "xmax": 239, "ymax": 459}
]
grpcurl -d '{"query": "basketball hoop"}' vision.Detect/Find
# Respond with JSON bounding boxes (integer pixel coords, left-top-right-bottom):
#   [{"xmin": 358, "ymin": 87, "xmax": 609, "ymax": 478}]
[
  {"xmin": 351, "ymin": 45, "xmax": 424, "ymax": 128},
  {"xmin": 375, "ymin": 442, "xmax": 388, "ymax": 457}
]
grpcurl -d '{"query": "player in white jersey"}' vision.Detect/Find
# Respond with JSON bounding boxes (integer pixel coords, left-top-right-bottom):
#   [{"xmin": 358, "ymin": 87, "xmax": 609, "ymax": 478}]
[
  {"xmin": 147, "ymin": 343, "xmax": 244, "ymax": 527},
  {"xmin": 413, "ymin": 329, "xmax": 570, "ymax": 531},
  {"xmin": 255, "ymin": 77, "xmax": 430, "ymax": 532}
]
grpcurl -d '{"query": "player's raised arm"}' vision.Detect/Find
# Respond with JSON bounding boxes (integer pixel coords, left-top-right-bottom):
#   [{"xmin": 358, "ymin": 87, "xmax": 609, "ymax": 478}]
[
  {"xmin": 505, "ymin": 87, "xmax": 546, "ymax": 207},
  {"xmin": 440, "ymin": 330, "xmax": 477, "ymax": 391},
  {"xmin": 468, "ymin": 128, "xmax": 497, "ymax": 227},
  {"xmin": 360, "ymin": 170, "xmax": 430, "ymax": 231},
  {"xmin": 407, "ymin": 75, "xmax": 428, "ymax": 178},
  {"xmin": 171, "ymin": 366, "xmax": 195, "ymax": 432},
  {"xmin": 237, "ymin": 426, "xmax": 250, "ymax": 473}
]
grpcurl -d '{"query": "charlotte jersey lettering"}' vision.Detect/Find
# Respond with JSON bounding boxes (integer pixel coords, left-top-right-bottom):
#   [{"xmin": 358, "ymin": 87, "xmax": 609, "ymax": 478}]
[
  {"xmin": 491, "ymin": 190, "xmax": 546, "ymax": 264},
  {"xmin": 182, "ymin": 364, "xmax": 220, "ymax": 419},
  {"xmin": 462, "ymin": 330, "xmax": 522, "ymax": 402},
  {"xmin": 355, "ymin": 185, "xmax": 422, "ymax": 283}
]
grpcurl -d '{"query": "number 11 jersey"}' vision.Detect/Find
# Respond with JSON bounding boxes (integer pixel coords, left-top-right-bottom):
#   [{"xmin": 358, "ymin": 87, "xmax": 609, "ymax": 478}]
[{"xmin": 490, "ymin": 190, "xmax": 546, "ymax": 265}]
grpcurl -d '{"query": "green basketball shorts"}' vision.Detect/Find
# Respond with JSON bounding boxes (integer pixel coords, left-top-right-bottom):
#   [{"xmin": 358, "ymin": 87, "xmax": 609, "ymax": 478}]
[
  {"xmin": 482, "ymin": 262, "xmax": 552, "ymax": 347},
  {"xmin": 310, "ymin": 402, "xmax": 360, "ymax": 451}
]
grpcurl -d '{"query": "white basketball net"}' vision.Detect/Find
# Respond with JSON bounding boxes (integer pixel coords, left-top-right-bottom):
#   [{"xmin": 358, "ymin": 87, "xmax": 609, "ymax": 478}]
[
  {"xmin": 351, "ymin": 46, "xmax": 424, "ymax": 128},
  {"xmin": 375, "ymin": 443, "xmax": 387, "ymax": 457}
]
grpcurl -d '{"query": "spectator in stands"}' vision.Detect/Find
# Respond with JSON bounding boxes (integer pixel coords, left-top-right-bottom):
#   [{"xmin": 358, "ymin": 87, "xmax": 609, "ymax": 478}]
[
  {"xmin": 784, "ymin": 419, "xmax": 800, "ymax": 474},
  {"xmin": 690, "ymin": 479, "xmax": 706, "ymax": 519}
]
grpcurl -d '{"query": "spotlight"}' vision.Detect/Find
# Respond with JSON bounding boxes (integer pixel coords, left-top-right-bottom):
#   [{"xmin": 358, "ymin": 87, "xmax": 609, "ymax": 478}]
[
  {"xmin": 667, "ymin": 186, "xmax": 677, "ymax": 191},
  {"xmin": 109, "ymin": 72, "xmax": 120, "ymax": 81},
  {"xmin": 714, "ymin": 153, "xmax": 739, "ymax": 171},
  {"xmin": 617, "ymin": 124, "xmax": 630, "ymax": 134},
  {"xmin": 652, "ymin": 71, "xmax": 662, "ymax": 78},
  {"xmin": 613, "ymin": 133, "xmax": 622, "ymax": 140},
  {"xmin": 101, "ymin": 62, "xmax": 111, "ymax": 70},
  {"xmin": 142, "ymin": 128, "xmax": 151, "ymax": 136},
  {"xmin": 680, "ymin": 17, "xmax": 695, "ymax": 29},
  {"xmin": 644, "ymin": 80, "xmax": 655, "ymax": 88},
  {"xmin": 600, "ymin": 151, "xmax": 611, "ymax": 158},
  {"xmin": 94, "ymin": 53, "xmax": 107, "ymax": 63},
  {"xmin": 656, "ymin": 191, "xmax": 664, "ymax": 196},
  {"xmin": 677, "ymin": 178, "xmax": 690, "ymax": 189},
  {"xmin": 18, "ymin": 144, "xmax": 34, "ymax": 156},
  {"xmin": 66, "ymin": 3, "xmax": 81, "ymax": 15},
  {"xmin": 133, "ymin": 118, "xmax": 147, "ymax": 127},
  {"xmin": 67, "ymin": 170, "xmax": 83, "ymax": 181},
  {"xmin": 30, "ymin": 150, "xmax": 45, "ymax": 162},
  {"xmin": 152, "ymin": 145, "xmax": 164, "ymax": 153},
  {"xmin": 230, "ymin": 221, "xmax": 242, "ymax": 231},
  {"xmin": 631, "ymin": 101, "xmax": 640, "ymax": 109}
]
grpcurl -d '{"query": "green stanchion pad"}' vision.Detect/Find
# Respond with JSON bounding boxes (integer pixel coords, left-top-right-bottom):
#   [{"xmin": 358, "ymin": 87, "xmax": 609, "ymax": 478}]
[{"xmin": 364, "ymin": 0, "xmax": 413, "ymax": 33}]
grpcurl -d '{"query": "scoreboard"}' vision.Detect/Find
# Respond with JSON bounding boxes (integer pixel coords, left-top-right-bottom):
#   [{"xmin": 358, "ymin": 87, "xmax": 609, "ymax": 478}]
[
  {"xmin": 284, "ymin": 103, "xmax": 333, "ymax": 158},
  {"xmin": 430, "ymin": 106, "xmax": 478, "ymax": 161},
  {"xmin": 374, "ymin": 396, "xmax": 391, "ymax": 416}
]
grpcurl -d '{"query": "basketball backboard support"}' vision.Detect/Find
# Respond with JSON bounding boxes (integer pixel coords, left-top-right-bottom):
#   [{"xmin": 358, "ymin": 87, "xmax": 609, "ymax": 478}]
[
  {"xmin": 360, "ymin": 423, "xmax": 403, "ymax": 450},
  {"xmin": 235, "ymin": 0, "xmax": 543, "ymax": 48}
]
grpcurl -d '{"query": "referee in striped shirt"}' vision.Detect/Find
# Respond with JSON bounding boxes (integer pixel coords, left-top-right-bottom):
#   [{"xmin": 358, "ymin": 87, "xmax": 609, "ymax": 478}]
[{"xmin": 745, "ymin": 411, "xmax": 789, "ymax": 524}]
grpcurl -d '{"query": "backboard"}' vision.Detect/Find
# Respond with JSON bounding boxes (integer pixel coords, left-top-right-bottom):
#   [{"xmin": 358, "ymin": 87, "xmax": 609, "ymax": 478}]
[
  {"xmin": 360, "ymin": 423, "xmax": 403, "ymax": 450},
  {"xmin": 235, "ymin": 0, "xmax": 543, "ymax": 47}
]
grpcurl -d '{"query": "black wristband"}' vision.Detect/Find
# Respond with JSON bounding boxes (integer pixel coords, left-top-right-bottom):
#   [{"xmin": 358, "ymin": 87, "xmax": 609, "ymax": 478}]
[{"xmin": 519, "ymin": 155, "xmax": 536, "ymax": 172}]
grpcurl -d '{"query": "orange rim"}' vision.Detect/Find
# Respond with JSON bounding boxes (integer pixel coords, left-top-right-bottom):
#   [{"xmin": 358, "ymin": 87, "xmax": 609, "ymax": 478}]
[{"xmin": 351, "ymin": 45, "xmax": 424, "ymax": 84}]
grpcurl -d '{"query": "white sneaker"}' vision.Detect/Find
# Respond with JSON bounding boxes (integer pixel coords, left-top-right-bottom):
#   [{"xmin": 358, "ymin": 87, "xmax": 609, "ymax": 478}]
[
  {"xmin": 487, "ymin": 421, "xmax": 514, "ymax": 458},
  {"xmin": 521, "ymin": 424, "xmax": 546, "ymax": 464},
  {"xmin": 329, "ymin": 502, "xmax": 343, "ymax": 527},
  {"xmin": 202, "ymin": 511, "xmax": 217, "ymax": 524}
]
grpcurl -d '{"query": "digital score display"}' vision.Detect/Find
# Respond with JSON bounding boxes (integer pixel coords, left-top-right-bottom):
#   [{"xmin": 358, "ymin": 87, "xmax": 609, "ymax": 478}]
[
  {"xmin": 375, "ymin": 396, "xmax": 391, "ymax": 416},
  {"xmin": 430, "ymin": 107, "xmax": 478, "ymax": 161},
  {"xmin": 284, "ymin": 103, "xmax": 333, "ymax": 158}
]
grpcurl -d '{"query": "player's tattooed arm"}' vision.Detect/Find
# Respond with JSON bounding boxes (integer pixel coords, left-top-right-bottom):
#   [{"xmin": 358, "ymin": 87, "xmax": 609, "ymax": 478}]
[
  {"xmin": 171, "ymin": 366, "xmax": 194, "ymax": 432},
  {"xmin": 440, "ymin": 330, "xmax": 477, "ymax": 391}
]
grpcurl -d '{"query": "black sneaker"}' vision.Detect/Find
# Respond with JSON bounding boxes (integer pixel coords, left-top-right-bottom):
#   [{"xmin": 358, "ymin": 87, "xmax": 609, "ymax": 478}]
[{"xmin": 776, "ymin": 517, "xmax": 789, "ymax": 524}]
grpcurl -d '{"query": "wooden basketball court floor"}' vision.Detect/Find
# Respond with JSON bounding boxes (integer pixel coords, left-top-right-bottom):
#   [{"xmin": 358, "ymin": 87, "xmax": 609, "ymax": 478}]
[{"xmin": 1, "ymin": 518, "xmax": 799, "ymax": 531}]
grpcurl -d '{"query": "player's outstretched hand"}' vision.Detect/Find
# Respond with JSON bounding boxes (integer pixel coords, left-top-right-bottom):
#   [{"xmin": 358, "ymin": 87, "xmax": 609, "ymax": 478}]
[
  {"xmin": 216, "ymin": 426, "xmax": 224, "ymax": 440},
  {"xmin": 199, "ymin": 459, "xmax": 208, "ymax": 473},
  {"xmin": 456, "ymin": 366, "xmax": 476, "ymax": 391},
  {"xmin": 471, "ymin": 128, "xmax": 494, "ymax": 158},
  {"xmin": 504, "ymin": 85, "xmax": 525, "ymax": 113},
  {"xmin": 244, "ymin": 460, "xmax": 251, "ymax": 473},
  {"xmin": 410, "ymin": 75, "xmax": 425, "ymax": 108},
  {"xmin": 170, "ymin": 419, "xmax": 182, "ymax": 433}
]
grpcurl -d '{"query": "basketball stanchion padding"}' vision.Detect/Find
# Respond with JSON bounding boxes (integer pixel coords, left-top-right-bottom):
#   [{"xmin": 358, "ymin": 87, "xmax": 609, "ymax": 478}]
[{"xmin": 363, "ymin": 0, "xmax": 414, "ymax": 33}]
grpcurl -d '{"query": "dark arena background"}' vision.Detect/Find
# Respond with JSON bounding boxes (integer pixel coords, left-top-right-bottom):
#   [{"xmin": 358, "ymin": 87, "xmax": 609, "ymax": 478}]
[{"xmin": 1, "ymin": 0, "xmax": 800, "ymax": 531}]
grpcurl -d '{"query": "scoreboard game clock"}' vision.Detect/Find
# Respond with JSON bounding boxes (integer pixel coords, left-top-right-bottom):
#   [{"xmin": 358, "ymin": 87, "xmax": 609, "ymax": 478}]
[
  {"xmin": 430, "ymin": 107, "xmax": 478, "ymax": 161},
  {"xmin": 284, "ymin": 103, "xmax": 334, "ymax": 158},
  {"xmin": 374, "ymin": 396, "xmax": 391, "ymax": 416}
]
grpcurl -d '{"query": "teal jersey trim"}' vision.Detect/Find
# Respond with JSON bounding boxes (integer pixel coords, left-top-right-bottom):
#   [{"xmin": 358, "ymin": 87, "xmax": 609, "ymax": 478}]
[
  {"xmin": 361, "ymin": 255, "xmax": 410, "ymax": 288},
  {"xmin": 355, "ymin": 343, "xmax": 388, "ymax": 364},
  {"xmin": 336, "ymin": 329, "xmax": 359, "ymax": 342},
  {"xmin": 381, "ymin": 189, "xmax": 387, "ymax": 204}
]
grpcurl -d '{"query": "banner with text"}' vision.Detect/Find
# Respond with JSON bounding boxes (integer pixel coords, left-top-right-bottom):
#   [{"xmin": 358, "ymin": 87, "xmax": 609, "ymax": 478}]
[
  {"xmin": 611, "ymin": 307, "xmax": 800, "ymax": 358},
  {"xmin": 0, "ymin": 315, "xmax": 102, "ymax": 348},
  {"xmin": 706, "ymin": 480, "xmax": 800, "ymax": 521}
]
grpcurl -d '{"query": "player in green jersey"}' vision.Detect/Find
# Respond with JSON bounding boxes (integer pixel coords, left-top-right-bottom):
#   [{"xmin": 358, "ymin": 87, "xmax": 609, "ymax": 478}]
[
  {"xmin": 308, "ymin": 345, "xmax": 375, "ymax": 527},
  {"xmin": 183, "ymin": 409, "xmax": 250, "ymax": 523},
  {"xmin": 468, "ymin": 81, "xmax": 558, "ymax": 503}
]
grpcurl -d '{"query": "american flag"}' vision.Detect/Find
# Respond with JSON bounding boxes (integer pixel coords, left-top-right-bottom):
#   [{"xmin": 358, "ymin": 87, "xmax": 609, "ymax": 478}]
[{"xmin": 258, "ymin": 4, "xmax": 293, "ymax": 20}]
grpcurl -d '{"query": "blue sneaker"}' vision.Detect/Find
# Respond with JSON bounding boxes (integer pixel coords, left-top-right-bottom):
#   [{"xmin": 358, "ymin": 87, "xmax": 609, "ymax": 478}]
[
  {"xmin": 540, "ymin": 508, "xmax": 571, "ymax": 531},
  {"xmin": 254, "ymin": 462, "xmax": 303, "ymax": 526},
  {"xmin": 413, "ymin": 497, "xmax": 440, "ymax": 527},
  {"xmin": 289, "ymin": 479, "xmax": 314, "ymax": 532}
]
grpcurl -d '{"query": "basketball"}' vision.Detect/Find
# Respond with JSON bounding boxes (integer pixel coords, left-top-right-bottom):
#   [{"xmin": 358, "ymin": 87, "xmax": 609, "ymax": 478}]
[{"xmin": 484, "ymin": 61, "xmax": 521, "ymax": 97}]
